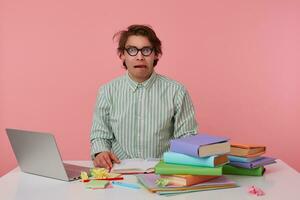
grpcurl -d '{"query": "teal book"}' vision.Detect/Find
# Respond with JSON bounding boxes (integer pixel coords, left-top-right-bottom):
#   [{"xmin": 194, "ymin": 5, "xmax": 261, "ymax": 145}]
[
  {"xmin": 222, "ymin": 164, "xmax": 265, "ymax": 176},
  {"xmin": 163, "ymin": 152, "xmax": 228, "ymax": 167},
  {"xmin": 154, "ymin": 161, "xmax": 223, "ymax": 176}
]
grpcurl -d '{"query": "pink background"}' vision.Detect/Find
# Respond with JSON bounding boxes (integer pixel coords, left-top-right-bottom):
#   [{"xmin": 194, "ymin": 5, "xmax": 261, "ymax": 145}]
[{"xmin": 1, "ymin": 0, "xmax": 300, "ymax": 176}]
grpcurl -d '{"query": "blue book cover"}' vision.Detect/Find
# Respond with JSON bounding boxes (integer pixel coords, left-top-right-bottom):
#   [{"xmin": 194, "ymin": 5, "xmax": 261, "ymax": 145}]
[
  {"xmin": 163, "ymin": 152, "xmax": 229, "ymax": 167},
  {"xmin": 170, "ymin": 134, "xmax": 229, "ymax": 157},
  {"xmin": 228, "ymin": 155, "xmax": 262, "ymax": 163},
  {"xmin": 229, "ymin": 157, "xmax": 276, "ymax": 168}
]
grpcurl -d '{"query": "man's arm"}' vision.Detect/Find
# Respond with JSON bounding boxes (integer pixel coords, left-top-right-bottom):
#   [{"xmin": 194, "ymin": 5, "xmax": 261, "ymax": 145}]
[
  {"xmin": 90, "ymin": 86, "xmax": 119, "ymax": 168},
  {"xmin": 173, "ymin": 86, "xmax": 198, "ymax": 138}
]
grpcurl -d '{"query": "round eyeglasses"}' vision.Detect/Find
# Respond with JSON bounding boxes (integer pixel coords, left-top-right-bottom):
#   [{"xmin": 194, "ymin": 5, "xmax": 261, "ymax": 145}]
[{"xmin": 124, "ymin": 46, "xmax": 154, "ymax": 56}]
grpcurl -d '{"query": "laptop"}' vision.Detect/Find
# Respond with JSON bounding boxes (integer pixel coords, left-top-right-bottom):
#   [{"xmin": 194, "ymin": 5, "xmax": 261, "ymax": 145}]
[{"xmin": 6, "ymin": 128, "xmax": 91, "ymax": 181}]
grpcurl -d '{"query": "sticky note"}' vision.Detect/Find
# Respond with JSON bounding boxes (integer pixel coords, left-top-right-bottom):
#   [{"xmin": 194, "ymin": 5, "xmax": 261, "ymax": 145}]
[
  {"xmin": 85, "ymin": 180, "xmax": 109, "ymax": 189},
  {"xmin": 90, "ymin": 168, "xmax": 109, "ymax": 179},
  {"xmin": 80, "ymin": 171, "xmax": 89, "ymax": 182}
]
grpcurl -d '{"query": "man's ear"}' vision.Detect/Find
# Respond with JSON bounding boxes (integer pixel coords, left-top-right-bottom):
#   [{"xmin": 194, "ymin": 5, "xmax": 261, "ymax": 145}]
[
  {"xmin": 153, "ymin": 55, "xmax": 159, "ymax": 67},
  {"xmin": 120, "ymin": 53, "xmax": 125, "ymax": 61},
  {"xmin": 155, "ymin": 54, "xmax": 160, "ymax": 60},
  {"xmin": 119, "ymin": 53, "xmax": 127, "ymax": 68}
]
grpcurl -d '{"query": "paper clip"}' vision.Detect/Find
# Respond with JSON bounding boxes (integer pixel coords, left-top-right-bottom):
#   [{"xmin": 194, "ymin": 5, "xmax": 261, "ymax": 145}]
[
  {"xmin": 112, "ymin": 181, "xmax": 141, "ymax": 189},
  {"xmin": 248, "ymin": 185, "xmax": 265, "ymax": 196}
]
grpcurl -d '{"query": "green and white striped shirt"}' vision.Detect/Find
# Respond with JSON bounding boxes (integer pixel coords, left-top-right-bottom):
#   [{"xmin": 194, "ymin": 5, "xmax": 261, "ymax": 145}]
[{"xmin": 90, "ymin": 71, "xmax": 198, "ymax": 159}]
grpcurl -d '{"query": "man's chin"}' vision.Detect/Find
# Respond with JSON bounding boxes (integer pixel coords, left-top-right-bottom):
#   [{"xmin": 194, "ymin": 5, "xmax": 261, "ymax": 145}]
[{"xmin": 128, "ymin": 71, "xmax": 153, "ymax": 82}]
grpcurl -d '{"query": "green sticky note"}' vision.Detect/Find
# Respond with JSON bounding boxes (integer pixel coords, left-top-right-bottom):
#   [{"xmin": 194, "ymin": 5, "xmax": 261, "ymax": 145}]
[{"xmin": 85, "ymin": 180, "xmax": 109, "ymax": 189}]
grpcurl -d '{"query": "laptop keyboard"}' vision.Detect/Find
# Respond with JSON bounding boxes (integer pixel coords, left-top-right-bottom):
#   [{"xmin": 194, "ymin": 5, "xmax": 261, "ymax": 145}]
[
  {"xmin": 63, "ymin": 163, "xmax": 90, "ymax": 180},
  {"xmin": 64, "ymin": 163, "xmax": 89, "ymax": 170}
]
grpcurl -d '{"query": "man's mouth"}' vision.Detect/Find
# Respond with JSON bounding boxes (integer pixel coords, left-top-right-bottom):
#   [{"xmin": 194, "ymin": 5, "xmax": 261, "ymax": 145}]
[{"xmin": 134, "ymin": 65, "xmax": 147, "ymax": 68}]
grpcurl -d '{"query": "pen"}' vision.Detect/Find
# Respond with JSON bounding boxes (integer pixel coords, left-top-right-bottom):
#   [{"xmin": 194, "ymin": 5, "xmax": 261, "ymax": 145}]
[{"xmin": 112, "ymin": 181, "xmax": 141, "ymax": 189}]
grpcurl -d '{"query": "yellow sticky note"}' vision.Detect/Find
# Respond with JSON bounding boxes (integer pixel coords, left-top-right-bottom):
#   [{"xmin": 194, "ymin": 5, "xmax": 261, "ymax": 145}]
[
  {"xmin": 108, "ymin": 173, "xmax": 121, "ymax": 178},
  {"xmin": 91, "ymin": 168, "xmax": 109, "ymax": 179},
  {"xmin": 80, "ymin": 171, "xmax": 89, "ymax": 182}
]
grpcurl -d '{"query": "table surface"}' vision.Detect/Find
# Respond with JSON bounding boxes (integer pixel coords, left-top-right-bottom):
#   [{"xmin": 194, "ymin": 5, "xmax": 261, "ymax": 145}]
[{"xmin": 0, "ymin": 159, "xmax": 299, "ymax": 200}]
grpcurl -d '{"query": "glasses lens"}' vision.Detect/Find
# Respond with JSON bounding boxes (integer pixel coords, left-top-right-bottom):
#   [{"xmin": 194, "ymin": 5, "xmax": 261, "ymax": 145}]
[
  {"xmin": 141, "ymin": 47, "xmax": 153, "ymax": 56},
  {"xmin": 126, "ymin": 47, "xmax": 138, "ymax": 56}
]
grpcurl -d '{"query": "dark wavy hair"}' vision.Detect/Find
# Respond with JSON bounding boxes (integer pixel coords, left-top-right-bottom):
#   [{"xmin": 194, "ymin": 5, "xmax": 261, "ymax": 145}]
[{"xmin": 113, "ymin": 24, "xmax": 162, "ymax": 68}]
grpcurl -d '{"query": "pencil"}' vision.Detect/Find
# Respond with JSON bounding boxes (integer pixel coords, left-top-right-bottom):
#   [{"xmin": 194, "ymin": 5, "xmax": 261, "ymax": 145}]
[{"xmin": 94, "ymin": 177, "xmax": 124, "ymax": 181}]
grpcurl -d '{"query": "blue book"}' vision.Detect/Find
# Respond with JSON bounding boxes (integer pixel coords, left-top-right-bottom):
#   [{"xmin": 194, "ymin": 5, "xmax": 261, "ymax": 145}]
[
  {"xmin": 163, "ymin": 152, "xmax": 229, "ymax": 167},
  {"xmin": 229, "ymin": 157, "xmax": 276, "ymax": 169},
  {"xmin": 170, "ymin": 134, "xmax": 230, "ymax": 157},
  {"xmin": 228, "ymin": 155, "xmax": 263, "ymax": 163}
]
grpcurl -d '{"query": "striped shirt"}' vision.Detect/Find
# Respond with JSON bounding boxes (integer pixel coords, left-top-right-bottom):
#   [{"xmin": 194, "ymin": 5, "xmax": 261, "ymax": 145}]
[{"xmin": 90, "ymin": 71, "xmax": 198, "ymax": 159}]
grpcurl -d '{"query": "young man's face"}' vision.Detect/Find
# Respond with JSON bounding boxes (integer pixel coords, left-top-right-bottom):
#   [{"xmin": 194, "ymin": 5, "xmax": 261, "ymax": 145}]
[{"xmin": 121, "ymin": 35, "xmax": 157, "ymax": 83}]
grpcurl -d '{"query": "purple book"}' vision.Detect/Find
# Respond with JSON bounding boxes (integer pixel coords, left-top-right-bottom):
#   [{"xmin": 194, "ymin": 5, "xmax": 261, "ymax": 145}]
[
  {"xmin": 229, "ymin": 157, "xmax": 276, "ymax": 168},
  {"xmin": 170, "ymin": 134, "xmax": 229, "ymax": 157}
]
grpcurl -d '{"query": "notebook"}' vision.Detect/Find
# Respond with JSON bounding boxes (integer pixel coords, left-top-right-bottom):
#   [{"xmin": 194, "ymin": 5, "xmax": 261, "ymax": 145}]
[
  {"xmin": 6, "ymin": 128, "xmax": 90, "ymax": 181},
  {"xmin": 136, "ymin": 174, "xmax": 238, "ymax": 194},
  {"xmin": 111, "ymin": 158, "xmax": 159, "ymax": 174}
]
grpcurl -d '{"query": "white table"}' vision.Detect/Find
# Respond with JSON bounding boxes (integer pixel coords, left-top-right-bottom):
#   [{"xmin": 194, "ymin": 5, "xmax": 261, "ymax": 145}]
[{"xmin": 0, "ymin": 160, "xmax": 299, "ymax": 200}]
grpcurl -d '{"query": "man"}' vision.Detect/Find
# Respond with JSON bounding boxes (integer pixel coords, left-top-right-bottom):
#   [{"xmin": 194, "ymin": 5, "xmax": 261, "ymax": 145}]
[{"xmin": 91, "ymin": 24, "xmax": 198, "ymax": 169}]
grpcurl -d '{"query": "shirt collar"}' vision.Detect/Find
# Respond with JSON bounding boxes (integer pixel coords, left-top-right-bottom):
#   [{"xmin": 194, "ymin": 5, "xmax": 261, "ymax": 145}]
[{"xmin": 126, "ymin": 71, "xmax": 157, "ymax": 92}]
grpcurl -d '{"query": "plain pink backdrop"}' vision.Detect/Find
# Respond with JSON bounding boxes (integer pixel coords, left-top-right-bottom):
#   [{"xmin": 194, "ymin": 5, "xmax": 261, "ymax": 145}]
[{"xmin": 1, "ymin": 0, "xmax": 300, "ymax": 176}]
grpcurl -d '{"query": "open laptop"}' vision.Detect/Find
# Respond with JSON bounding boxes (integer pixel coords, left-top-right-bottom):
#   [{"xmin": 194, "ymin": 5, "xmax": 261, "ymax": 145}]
[{"xmin": 6, "ymin": 128, "xmax": 91, "ymax": 181}]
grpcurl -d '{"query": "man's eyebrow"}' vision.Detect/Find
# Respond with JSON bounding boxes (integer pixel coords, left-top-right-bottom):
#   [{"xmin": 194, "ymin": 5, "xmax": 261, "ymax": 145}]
[
  {"xmin": 125, "ymin": 45, "xmax": 152, "ymax": 48},
  {"xmin": 125, "ymin": 45, "xmax": 137, "ymax": 48}
]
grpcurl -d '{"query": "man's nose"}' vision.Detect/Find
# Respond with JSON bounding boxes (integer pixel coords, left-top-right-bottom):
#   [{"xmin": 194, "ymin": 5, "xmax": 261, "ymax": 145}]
[{"xmin": 136, "ymin": 51, "xmax": 145, "ymax": 60}]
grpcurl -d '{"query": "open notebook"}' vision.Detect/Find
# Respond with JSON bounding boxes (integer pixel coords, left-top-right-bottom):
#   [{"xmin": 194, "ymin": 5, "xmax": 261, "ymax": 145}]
[{"xmin": 111, "ymin": 158, "xmax": 160, "ymax": 174}]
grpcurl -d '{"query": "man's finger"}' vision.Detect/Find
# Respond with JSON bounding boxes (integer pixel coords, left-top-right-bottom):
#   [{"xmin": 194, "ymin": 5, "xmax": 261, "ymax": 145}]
[
  {"xmin": 99, "ymin": 157, "xmax": 110, "ymax": 169},
  {"xmin": 93, "ymin": 159, "xmax": 98, "ymax": 167},
  {"xmin": 93, "ymin": 157, "xmax": 101, "ymax": 167},
  {"xmin": 102, "ymin": 154, "xmax": 113, "ymax": 169},
  {"xmin": 109, "ymin": 152, "xmax": 120, "ymax": 163}
]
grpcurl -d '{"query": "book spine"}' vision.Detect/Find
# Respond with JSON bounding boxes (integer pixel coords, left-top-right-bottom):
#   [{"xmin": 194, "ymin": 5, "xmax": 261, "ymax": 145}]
[
  {"xmin": 228, "ymin": 155, "xmax": 252, "ymax": 162},
  {"xmin": 228, "ymin": 162, "xmax": 252, "ymax": 168},
  {"xmin": 170, "ymin": 140, "xmax": 199, "ymax": 157},
  {"xmin": 155, "ymin": 163, "xmax": 222, "ymax": 176},
  {"xmin": 229, "ymin": 157, "xmax": 276, "ymax": 169},
  {"xmin": 222, "ymin": 164, "xmax": 265, "ymax": 176},
  {"xmin": 163, "ymin": 152, "xmax": 215, "ymax": 167}
]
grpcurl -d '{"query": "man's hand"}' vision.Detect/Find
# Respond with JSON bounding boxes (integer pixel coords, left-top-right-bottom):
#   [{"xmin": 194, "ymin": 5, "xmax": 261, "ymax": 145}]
[{"xmin": 93, "ymin": 151, "xmax": 120, "ymax": 170}]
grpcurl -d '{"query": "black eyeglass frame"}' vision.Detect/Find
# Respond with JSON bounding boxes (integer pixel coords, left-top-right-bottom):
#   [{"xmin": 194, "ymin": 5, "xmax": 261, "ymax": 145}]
[{"xmin": 124, "ymin": 46, "xmax": 154, "ymax": 56}]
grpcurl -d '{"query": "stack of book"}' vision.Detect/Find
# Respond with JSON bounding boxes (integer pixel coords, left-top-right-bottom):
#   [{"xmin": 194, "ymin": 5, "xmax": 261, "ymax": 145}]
[
  {"xmin": 136, "ymin": 134, "xmax": 238, "ymax": 195},
  {"xmin": 156, "ymin": 134, "xmax": 231, "ymax": 177},
  {"xmin": 223, "ymin": 143, "xmax": 276, "ymax": 176}
]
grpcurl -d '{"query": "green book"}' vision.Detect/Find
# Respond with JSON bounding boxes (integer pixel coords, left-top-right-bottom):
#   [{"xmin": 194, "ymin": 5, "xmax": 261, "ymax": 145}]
[
  {"xmin": 223, "ymin": 164, "xmax": 265, "ymax": 176},
  {"xmin": 154, "ymin": 161, "xmax": 222, "ymax": 176}
]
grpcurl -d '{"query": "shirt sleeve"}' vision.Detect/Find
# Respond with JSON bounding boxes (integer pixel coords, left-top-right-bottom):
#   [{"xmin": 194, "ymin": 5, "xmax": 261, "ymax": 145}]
[
  {"xmin": 173, "ymin": 86, "xmax": 198, "ymax": 138},
  {"xmin": 90, "ymin": 86, "xmax": 114, "ymax": 158}
]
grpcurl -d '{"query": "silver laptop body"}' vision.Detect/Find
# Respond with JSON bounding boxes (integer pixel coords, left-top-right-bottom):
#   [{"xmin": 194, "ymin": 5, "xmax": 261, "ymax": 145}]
[{"xmin": 6, "ymin": 128, "xmax": 90, "ymax": 181}]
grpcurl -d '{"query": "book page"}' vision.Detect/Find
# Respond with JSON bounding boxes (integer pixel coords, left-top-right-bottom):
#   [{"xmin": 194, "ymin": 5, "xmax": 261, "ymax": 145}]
[{"xmin": 111, "ymin": 158, "xmax": 159, "ymax": 172}]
